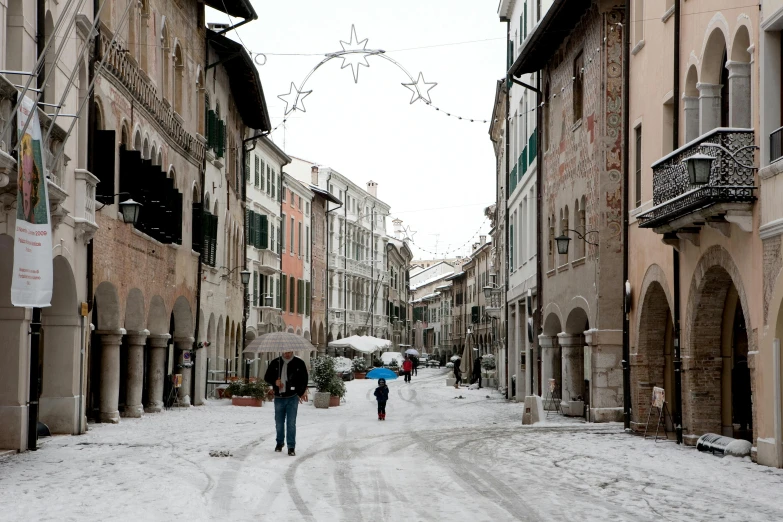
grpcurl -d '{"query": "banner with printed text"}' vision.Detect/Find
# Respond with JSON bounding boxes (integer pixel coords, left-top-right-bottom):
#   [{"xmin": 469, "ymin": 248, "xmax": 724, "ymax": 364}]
[{"xmin": 11, "ymin": 96, "xmax": 53, "ymax": 307}]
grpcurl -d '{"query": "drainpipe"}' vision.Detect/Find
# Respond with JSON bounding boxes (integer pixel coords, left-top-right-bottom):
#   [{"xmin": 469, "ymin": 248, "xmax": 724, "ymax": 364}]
[
  {"xmin": 672, "ymin": 0, "xmax": 684, "ymax": 445},
  {"xmin": 535, "ymin": 66, "xmax": 543, "ymax": 397},
  {"xmin": 622, "ymin": 0, "xmax": 632, "ymax": 431},
  {"xmin": 344, "ymin": 193, "xmax": 348, "ymax": 339}
]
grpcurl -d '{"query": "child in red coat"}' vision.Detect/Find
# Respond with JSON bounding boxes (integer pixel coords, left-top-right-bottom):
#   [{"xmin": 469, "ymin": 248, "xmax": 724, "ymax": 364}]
[{"xmin": 402, "ymin": 356, "xmax": 413, "ymax": 383}]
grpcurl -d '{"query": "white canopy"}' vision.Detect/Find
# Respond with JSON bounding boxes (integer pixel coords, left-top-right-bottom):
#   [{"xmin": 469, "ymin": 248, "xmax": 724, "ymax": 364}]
[{"xmin": 328, "ymin": 335, "xmax": 391, "ymax": 354}]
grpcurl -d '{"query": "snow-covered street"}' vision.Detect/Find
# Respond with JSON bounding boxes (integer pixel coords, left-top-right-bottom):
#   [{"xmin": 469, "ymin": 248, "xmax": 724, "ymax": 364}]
[{"xmin": 2, "ymin": 368, "xmax": 783, "ymax": 522}]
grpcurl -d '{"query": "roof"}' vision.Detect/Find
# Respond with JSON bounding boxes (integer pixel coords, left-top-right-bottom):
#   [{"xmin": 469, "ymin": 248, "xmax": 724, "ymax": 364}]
[
  {"xmin": 508, "ymin": 0, "xmax": 592, "ymax": 77},
  {"xmin": 310, "ymin": 185, "xmax": 343, "ymax": 205},
  {"xmin": 445, "ymin": 271, "xmax": 465, "ymax": 281},
  {"xmin": 207, "ymin": 30, "xmax": 271, "ymax": 131},
  {"xmin": 204, "ymin": 0, "xmax": 257, "ymax": 20},
  {"xmin": 410, "ymin": 271, "xmax": 454, "ymax": 292}
]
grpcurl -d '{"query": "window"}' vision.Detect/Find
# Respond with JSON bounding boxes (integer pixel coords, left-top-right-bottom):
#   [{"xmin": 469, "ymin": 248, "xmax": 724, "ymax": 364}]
[
  {"xmin": 281, "ymin": 274, "xmax": 287, "ymax": 311},
  {"xmin": 299, "ymin": 196, "xmax": 302, "ymax": 211},
  {"xmin": 254, "ymin": 156, "xmax": 260, "ymax": 186},
  {"xmin": 271, "ymin": 224, "xmax": 276, "ymax": 253},
  {"xmin": 282, "ymin": 184, "xmax": 286, "ymax": 202},
  {"xmin": 290, "ymin": 217, "xmax": 295, "ymax": 254},
  {"xmin": 634, "ymin": 0, "xmax": 644, "ymax": 44},
  {"xmin": 509, "ymin": 215, "xmax": 515, "ymax": 271},
  {"xmin": 281, "ymin": 213, "xmax": 286, "ymax": 253},
  {"xmin": 306, "ymin": 226, "xmax": 310, "ymax": 261},
  {"xmin": 298, "ymin": 221, "xmax": 302, "ymax": 257},
  {"xmin": 573, "ymin": 51, "xmax": 584, "ymax": 122},
  {"xmin": 253, "ymin": 271, "xmax": 258, "ymax": 306},
  {"xmin": 635, "ymin": 125, "xmax": 642, "ymax": 207},
  {"xmin": 306, "ymin": 202, "xmax": 310, "ymax": 216},
  {"xmin": 260, "ymin": 159, "xmax": 266, "ymax": 191},
  {"xmin": 266, "ymin": 165, "xmax": 271, "ymax": 195},
  {"xmin": 289, "ymin": 277, "xmax": 296, "ymax": 313}
]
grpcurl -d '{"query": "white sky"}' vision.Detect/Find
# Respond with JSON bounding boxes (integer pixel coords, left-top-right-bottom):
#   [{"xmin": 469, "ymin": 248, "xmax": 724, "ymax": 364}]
[{"xmin": 207, "ymin": 0, "xmax": 505, "ymax": 260}]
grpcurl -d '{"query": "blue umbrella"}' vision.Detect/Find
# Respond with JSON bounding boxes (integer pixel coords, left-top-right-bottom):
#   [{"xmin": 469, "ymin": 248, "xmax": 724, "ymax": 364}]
[{"xmin": 366, "ymin": 368, "xmax": 398, "ymax": 380}]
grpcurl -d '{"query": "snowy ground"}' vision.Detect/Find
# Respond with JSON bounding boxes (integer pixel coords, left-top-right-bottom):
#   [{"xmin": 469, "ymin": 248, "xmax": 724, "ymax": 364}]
[{"xmin": 2, "ymin": 368, "xmax": 783, "ymax": 522}]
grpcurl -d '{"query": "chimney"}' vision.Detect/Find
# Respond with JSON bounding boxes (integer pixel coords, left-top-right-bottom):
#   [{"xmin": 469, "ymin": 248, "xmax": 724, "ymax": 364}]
[
  {"xmin": 367, "ymin": 180, "xmax": 378, "ymax": 198},
  {"xmin": 393, "ymin": 218, "xmax": 403, "ymax": 239},
  {"xmin": 480, "ymin": 235, "xmax": 486, "ymax": 245},
  {"xmin": 311, "ymin": 165, "xmax": 319, "ymax": 185}
]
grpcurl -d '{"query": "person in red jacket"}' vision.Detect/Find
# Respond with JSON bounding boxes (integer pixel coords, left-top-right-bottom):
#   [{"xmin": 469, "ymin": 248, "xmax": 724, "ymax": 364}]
[{"xmin": 402, "ymin": 356, "xmax": 413, "ymax": 383}]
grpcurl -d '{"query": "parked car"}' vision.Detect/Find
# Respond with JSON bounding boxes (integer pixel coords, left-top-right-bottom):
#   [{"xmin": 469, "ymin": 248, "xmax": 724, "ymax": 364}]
[
  {"xmin": 418, "ymin": 354, "xmax": 429, "ymax": 366},
  {"xmin": 427, "ymin": 359, "xmax": 441, "ymax": 368}
]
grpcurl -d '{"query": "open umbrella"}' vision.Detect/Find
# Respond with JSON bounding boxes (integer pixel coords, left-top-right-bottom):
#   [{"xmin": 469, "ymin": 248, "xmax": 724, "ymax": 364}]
[
  {"xmin": 243, "ymin": 332, "xmax": 313, "ymax": 355},
  {"xmin": 405, "ymin": 348, "xmax": 419, "ymax": 356},
  {"xmin": 366, "ymin": 368, "xmax": 399, "ymax": 380}
]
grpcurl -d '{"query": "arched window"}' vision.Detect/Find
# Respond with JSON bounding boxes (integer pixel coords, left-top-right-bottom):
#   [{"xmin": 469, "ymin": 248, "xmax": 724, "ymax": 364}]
[
  {"xmin": 173, "ymin": 42, "xmax": 184, "ymax": 115},
  {"xmin": 120, "ymin": 124, "xmax": 130, "ymax": 147},
  {"xmin": 44, "ymin": 11, "xmax": 56, "ymax": 105},
  {"xmin": 142, "ymin": 137, "xmax": 150, "ymax": 160},
  {"xmin": 133, "ymin": 130, "xmax": 142, "ymax": 152},
  {"xmin": 161, "ymin": 23, "xmax": 170, "ymax": 100},
  {"xmin": 204, "ymin": 192, "xmax": 210, "ymax": 211},
  {"xmin": 139, "ymin": 0, "xmax": 149, "ymax": 71},
  {"xmin": 197, "ymin": 70, "xmax": 206, "ymax": 135}
]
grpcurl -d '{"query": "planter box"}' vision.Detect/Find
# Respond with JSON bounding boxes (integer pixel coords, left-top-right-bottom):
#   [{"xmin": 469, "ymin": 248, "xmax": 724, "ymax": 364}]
[
  {"xmin": 354, "ymin": 372, "xmax": 366, "ymax": 379},
  {"xmin": 329, "ymin": 395, "xmax": 341, "ymax": 407},
  {"xmin": 231, "ymin": 396, "xmax": 262, "ymax": 407},
  {"xmin": 314, "ymin": 391, "xmax": 330, "ymax": 409}
]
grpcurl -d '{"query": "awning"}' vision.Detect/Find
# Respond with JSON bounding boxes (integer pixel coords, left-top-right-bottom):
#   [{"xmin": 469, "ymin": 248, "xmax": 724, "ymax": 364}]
[
  {"xmin": 207, "ymin": 30, "xmax": 271, "ymax": 131},
  {"xmin": 508, "ymin": 0, "xmax": 592, "ymax": 77},
  {"xmin": 204, "ymin": 0, "xmax": 257, "ymax": 20},
  {"xmin": 328, "ymin": 335, "xmax": 391, "ymax": 354}
]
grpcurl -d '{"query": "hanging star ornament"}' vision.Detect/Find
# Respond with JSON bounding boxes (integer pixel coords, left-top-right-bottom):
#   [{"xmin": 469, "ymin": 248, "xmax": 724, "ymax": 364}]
[
  {"xmin": 277, "ymin": 82, "xmax": 312, "ymax": 115},
  {"xmin": 401, "ymin": 72, "xmax": 437, "ymax": 104},
  {"xmin": 338, "ymin": 25, "xmax": 371, "ymax": 83},
  {"xmin": 401, "ymin": 225, "xmax": 418, "ymax": 242}
]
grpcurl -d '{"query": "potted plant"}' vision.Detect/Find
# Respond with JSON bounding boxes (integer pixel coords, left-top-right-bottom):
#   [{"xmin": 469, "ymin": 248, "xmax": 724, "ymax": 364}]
[
  {"xmin": 313, "ymin": 356, "xmax": 335, "ymax": 409},
  {"xmin": 481, "ymin": 354, "xmax": 497, "ymax": 387},
  {"xmin": 327, "ymin": 374, "xmax": 346, "ymax": 407},
  {"xmin": 230, "ymin": 379, "xmax": 270, "ymax": 407},
  {"xmin": 352, "ymin": 357, "xmax": 368, "ymax": 379}
]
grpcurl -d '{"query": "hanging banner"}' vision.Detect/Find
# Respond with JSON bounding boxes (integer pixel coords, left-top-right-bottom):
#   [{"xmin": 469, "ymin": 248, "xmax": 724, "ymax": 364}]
[{"xmin": 12, "ymin": 96, "xmax": 53, "ymax": 307}]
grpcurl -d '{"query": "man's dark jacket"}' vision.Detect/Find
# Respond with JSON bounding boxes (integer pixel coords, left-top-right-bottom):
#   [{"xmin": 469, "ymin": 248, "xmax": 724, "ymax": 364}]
[{"xmin": 264, "ymin": 356, "xmax": 309, "ymax": 398}]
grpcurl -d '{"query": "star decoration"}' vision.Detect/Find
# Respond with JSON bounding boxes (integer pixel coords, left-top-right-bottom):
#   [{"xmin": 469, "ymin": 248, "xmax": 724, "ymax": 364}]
[
  {"xmin": 338, "ymin": 25, "xmax": 370, "ymax": 83},
  {"xmin": 401, "ymin": 225, "xmax": 417, "ymax": 242},
  {"xmin": 277, "ymin": 82, "xmax": 312, "ymax": 115},
  {"xmin": 401, "ymin": 72, "xmax": 437, "ymax": 104}
]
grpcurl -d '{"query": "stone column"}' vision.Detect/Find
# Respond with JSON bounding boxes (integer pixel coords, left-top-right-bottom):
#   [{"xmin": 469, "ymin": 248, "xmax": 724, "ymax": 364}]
[
  {"xmin": 697, "ymin": 82, "xmax": 722, "ymax": 135},
  {"xmin": 123, "ymin": 330, "xmax": 149, "ymax": 418},
  {"xmin": 584, "ymin": 329, "xmax": 624, "ymax": 423},
  {"xmin": 726, "ymin": 61, "xmax": 751, "ymax": 128},
  {"xmin": 145, "ymin": 334, "xmax": 170, "ymax": 413},
  {"xmin": 174, "ymin": 337, "xmax": 195, "ymax": 407},
  {"xmin": 558, "ymin": 333, "xmax": 585, "ymax": 417},
  {"xmin": 525, "ymin": 304, "xmax": 533, "ymax": 399},
  {"xmin": 193, "ymin": 340, "xmax": 206, "ymax": 406},
  {"xmin": 96, "ymin": 329, "xmax": 125, "ymax": 423},
  {"xmin": 538, "ymin": 334, "xmax": 561, "ymax": 410},
  {"xmin": 683, "ymin": 95, "xmax": 700, "ymax": 143},
  {"xmin": 0, "ymin": 306, "xmax": 31, "ymax": 451}
]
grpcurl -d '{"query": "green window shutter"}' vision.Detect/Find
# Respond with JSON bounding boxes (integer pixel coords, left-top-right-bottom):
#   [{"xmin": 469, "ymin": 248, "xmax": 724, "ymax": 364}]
[
  {"xmin": 290, "ymin": 278, "xmax": 296, "ymax": 313},
  {"xmin": 254, "ymin": 157, "xmax": 260, "ymax": 186},
  {"xmin": 510, "ymin": 165, "xmax": 517, "ymax": 194},
  {"xmin": 210, "ymin": 214, "xmax": 219, "ymax": 266},
  {"xmin": 306, "ymin": 281, "xmax": 311, "ymax": 315},
  {"xmin": 266, "ymin": 165, "xmax": 271, "ymax": 195},
  {"xmin": 246, "ymin": 209, "xmax": 252, "ymax": 248},
  {"xmin": 522, "ymin": 145, "xmax": 528, "ymax": 174},
  {"xmin": 281, "ymin": 274, "xmax": 287, "ymax": 311},
  {"xmin": 260, "ymin": 215, "xmax": 268, "ymax": 249},
  {"xmin": 253, "ymin": 272, "xmax": 258, "ymax": 306},
  {"xmin": 253, "ymin": 213, "xmax": 260, "ymax": 248},
  {"xmin": 529, "ymin": 130, "xmax": 537, "ymax": 160}
]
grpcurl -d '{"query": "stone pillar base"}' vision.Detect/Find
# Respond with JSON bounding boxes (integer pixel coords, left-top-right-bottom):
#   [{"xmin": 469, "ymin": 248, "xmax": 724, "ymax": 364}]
[
  {"xmin": 122, "ymin": 404, "xmax": 144, "ymax": 418},
  {"xmin": 0, "ymin": 405, "xmax": 27, "ymax": 452},
  {"xmin": 38, "ymin": 396, "xmax": 79, "ymax": 433},
  {"xmin": 100, "ymin": 410, "xmax": 120, "ymax": 424},
  {"xmin": 589, "ymin": 406, "xmax": 624, "ymax": 423},
  {"xmin": 562, "ymin": 400, "xmax": 585, "ymax": 417}
]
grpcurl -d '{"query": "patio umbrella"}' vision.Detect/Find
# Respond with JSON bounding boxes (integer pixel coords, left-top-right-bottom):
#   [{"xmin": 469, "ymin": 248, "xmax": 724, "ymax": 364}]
[
  {"xmin": 366, "ymin": 367, "xmax": 398, "ymax": 380},
  {"xmin": 405, "ymin": 348, "xmax": 419, "ymax": 356},
  {"xmin": 243, "ymin": 332, "xmax": 313, "ymax": 355}
]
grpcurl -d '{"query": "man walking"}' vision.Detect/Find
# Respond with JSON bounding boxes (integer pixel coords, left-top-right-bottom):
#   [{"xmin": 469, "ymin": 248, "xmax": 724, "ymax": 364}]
[
  {"xmin": 264, "ymin": 351, "xmax": 309, "ymax": 456},
  {"xmin": 472, "ymin": 355, "xmax": 482, "ymax": 389}
]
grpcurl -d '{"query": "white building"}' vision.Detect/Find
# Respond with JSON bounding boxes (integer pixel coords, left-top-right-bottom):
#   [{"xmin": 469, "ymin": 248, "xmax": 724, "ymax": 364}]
[
  {"xmin": 289, "ymin": 160, "xmax": 391, "ymax": 343},
  {"xmin": 0, "ymin": 0, "xmax": 96, "ymax": 450},
  {"xmin": 498, "ymin": 0, "xmax": 553, "ymax": 400}
]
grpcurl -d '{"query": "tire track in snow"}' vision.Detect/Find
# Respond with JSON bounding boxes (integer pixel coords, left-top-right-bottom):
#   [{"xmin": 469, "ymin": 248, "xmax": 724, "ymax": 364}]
[
  {"xmin": 330, "ymin": 423, "xmax": 365, "ymax": 522},
  {"xmin": 209, "ymin": 435, "xmax": 265, "ymax": 515}
]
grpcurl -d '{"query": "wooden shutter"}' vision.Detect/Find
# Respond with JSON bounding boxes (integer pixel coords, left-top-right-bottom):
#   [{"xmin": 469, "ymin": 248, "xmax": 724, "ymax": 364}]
[
  {"xmin": 281, "ymin": 274, "xmax": 287, "ymax": 311},
  {"xmin": 254, "ymin": 213, "xmax": 261, "ymax": 248},
  {"xmin": 276, "ymin": 277, "xmax": 280, "ymax": 309},
  {"xmin": 253, "ymin": 272, "xmax": 258, "ymax": 306},
  {"xmin": 260, "ymin": 215, "xmax": 268, "ymax": 249},
  {"xmin": 210, "ymin": 214, "xmax": 219, "ymax": 266},
  {"xmin": 289, "ymin": 277, "xmax": 295, "ymax": 313},
  {"xmin": 306, "ymin": 281, "xmax": 311, "ymax": 315}
]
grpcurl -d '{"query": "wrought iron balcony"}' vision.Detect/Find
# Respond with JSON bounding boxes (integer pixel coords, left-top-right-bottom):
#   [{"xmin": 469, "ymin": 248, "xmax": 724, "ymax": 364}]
[{"xmin": 638, "ymin": 128, "xmax": 757, "ymax": 232}]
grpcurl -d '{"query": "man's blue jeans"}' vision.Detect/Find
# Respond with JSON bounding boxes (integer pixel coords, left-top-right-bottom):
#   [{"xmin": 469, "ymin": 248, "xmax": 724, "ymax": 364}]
[{"xmin": 274, "ymin": 395, "xmax": 299, "ymax": 448}]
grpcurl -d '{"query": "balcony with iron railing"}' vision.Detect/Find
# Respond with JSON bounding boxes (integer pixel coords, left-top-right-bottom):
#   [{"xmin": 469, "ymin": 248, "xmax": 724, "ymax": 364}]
[{"xmin": 638, "ymin": 128, "xmax": 757, "ymax": 234}]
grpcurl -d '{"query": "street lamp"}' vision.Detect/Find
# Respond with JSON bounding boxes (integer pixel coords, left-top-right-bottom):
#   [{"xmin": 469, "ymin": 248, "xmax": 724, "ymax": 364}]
[
  {"xmin": 118, "ymin": 199, "xmax": 142, "ymax": 225},
  {"xmin": 240, "ymin": 269, "xmax": 251, "ymax": 286},
  {"xmin": 682, "ymin": 153, "xmax": 713, "ymax": 185},
  {"xmin": 555, "ymin": 229, "xmax": 599, "ymax": 255}
]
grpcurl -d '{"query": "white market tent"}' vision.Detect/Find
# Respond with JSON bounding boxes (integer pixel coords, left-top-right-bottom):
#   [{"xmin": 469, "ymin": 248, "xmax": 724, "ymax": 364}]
[
  {"xmin": 381, "ymin": 351, "xmax": 404, "ymax": 366},
  {"xmin": 328, "ymin": 335, "xmax": 391, "ymax": 354}
]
